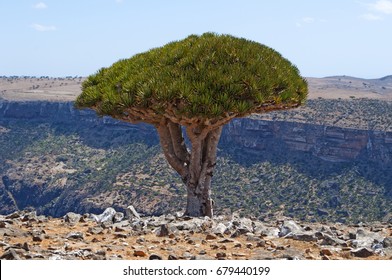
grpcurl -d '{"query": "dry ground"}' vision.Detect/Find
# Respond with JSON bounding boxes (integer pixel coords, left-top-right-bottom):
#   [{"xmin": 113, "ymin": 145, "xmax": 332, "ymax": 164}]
[
  {"xmin": 1, "ymin": 215, "xmax": 391, "ymax": 260},
  {"xmin": 1, "ymin": 76, "xmax": 392, "ymax": 102},
  {"xmin": 0, "ymin": 77, "xmax": 84, "ymax": 101}
]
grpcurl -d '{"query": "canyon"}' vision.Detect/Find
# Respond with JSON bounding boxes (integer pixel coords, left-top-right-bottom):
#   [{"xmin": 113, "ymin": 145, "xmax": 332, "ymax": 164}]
[
  {"xmin": 1, "ymin": 100, "xmax": 391, "ymax": 164},
  {"xmin": 0, "ymin": 99, "xmax": 391, "ymax": 223},
  {"xmin": 0, "ymin": 76, "xmax": 391, "ymax": 223}
]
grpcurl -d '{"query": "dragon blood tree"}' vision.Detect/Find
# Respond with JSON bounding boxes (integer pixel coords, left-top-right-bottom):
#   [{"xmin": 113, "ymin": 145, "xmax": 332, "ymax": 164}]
[{"xmin": 75, "ymin": 33, "xmax": 308, "ymax": 217}]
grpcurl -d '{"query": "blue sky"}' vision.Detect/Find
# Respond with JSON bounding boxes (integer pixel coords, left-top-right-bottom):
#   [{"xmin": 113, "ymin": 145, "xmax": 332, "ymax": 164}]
[{"xmin": 0, "ymin": 0, "xmax": 391, "ymax": 78}]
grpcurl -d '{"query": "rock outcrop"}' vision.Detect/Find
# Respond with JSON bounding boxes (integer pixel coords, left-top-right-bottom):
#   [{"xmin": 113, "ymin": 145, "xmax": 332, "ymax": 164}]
[
  {"xmin": 0, "ymin": 100, "xmax": 391, "ymax": 222},
  {"xmin": 0, "ymin": 209, "xmax": 391, "ymax": 260},
  {"xmin": 222, "ymin": 118, "xmax": 392, "ymax": 165},
  {"xmin": 1, "ymin": 101, "xmax": 391, "ymax": 164}
]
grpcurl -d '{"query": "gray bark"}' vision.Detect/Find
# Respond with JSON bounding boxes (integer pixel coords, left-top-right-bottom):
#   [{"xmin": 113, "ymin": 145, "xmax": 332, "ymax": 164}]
[
  {"xmin": 156, "ymin": 119, "xmax": 222, "ymax": 217},
  {"xmin": 156, "ymin": 120, "xmax": 188, "ymax": 181}
]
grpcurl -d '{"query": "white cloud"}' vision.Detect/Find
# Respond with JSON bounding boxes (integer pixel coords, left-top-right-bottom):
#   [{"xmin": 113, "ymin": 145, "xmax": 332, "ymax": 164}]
[
  {"xmin": 369, "ymin": 0, "xmax": 392, "ymax": 14},
  {"xmin": 296, "ymin": 17, "xmax": 316, "ymax": 27},
  {"xmin": 361, "ymin": 0, "xmax": 392, "ymax": 21},
  {"xmin": 361, "ymin": 13, "xmax": 383, "ymax": 20},
  {"xmin": 34, "ymin": 2, "xmax": 47, "ymax": 9},
  {"xmin": 31, "ymin": 23, "xmax": 56, "ymax": 32},
  {"xmin": 302, "ymin": 17, "xmax": 315, "ymax": 23}
]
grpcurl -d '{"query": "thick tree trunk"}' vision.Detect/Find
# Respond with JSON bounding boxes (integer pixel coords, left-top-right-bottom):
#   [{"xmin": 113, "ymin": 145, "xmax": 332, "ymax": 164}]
[
  {"xmin": 184, "ymin": 126, "xmax": 222, "ymax": 217},
  {"xmin": 156, "ymin": 119, "xmax": 222, "ymax": 218},
  {"xmin": 184, "ymin": 180, "xmax": 214, "ymax": 217}
]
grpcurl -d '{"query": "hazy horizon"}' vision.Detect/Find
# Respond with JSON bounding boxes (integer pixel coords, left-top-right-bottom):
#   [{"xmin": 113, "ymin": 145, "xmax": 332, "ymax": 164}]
[
  {"xmin": 1, "ymin": 0, "xmax": 392, "ymax": 79},
  {"xmin": 1, "ymin": 74, "xmax": 391, "ymax": 80}
]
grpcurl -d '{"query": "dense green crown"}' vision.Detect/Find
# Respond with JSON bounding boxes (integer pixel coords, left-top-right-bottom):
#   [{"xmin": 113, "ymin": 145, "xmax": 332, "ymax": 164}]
[{"xmin": 76, "ymin": 33, "xmax": 307, "ymax": 121}]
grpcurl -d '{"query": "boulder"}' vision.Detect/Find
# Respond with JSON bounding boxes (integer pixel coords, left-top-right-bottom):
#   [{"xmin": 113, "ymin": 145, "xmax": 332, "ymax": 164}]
[
  {"xmin": 113, "ymin": 220, "xmax": 131, "ymax": 229},
  {"xmin": 383, "ymin": 237, "xmax": 392, "ymax": 248},
  {"xmin": 216, "ymin": 252, "xmax": 227, "ymax": 259},
  {"xmin": 156, "ymin": 224, "xmax": 178, "ymax": 237},
  {"xmin": 235, "ymin": 217, "xmax": 254, "ymax": 234},
  {"xmin": 126, "ymin": 205, "xmax": 140, "ymax": 220},
  {"xmin": 6, "ymin": 212, "xmax": 23, "ymax": 220},
  {"xmin": 32, "ymin": 234, "xmax": 45, "ymax": 242},
  {"xmin": 205, "ymin": 234, "xmax": 218, "ymax": 240},
  {"xmin": 91, "ymin": 208, "xmax": 117, "ymax": 223},
  {"xmin": 319, "ymin": 233, "xmax": 347, "ymax": 247},
  {"xmin": 168, "ymin": 254, "xmax": 178, "ymax": 260},
  {"xmin": 320, "ymin": 248, "xmax": 333, "ymax": 256},
  {"xmin": 165, "ymin": 214, "xmax": 176, "ymax": 222},
  {"xmin": 113, "ymin": 212, "xmax": 124, "ymax": 223},
  {"xmin": 351, "ymin": 248, "xmax": 374, "ymax": 258},
  {"xmin": 172, "ymin": 219, "xmax": 204, "ymax": 232},
  {"xmin": 218, "ymin": 238, "xmax": 235, "ymax": 243},
  {"xmin": 352, "ymin": 237, "xmax": 376, "ymax": 249},
  {"xmin": 279, "ymin": 220, "xmax": 303, "ymax": 237},
  {"xmin": 0, "ymin": 248, "xmax": 21, "ymax": 260},
  {"xmin": 292, "ymin": 233, "xmax": 317, "ymax": 242},
  {"xmin": 0, "ymin": 227, "xmax": 29, "ymax": 238},
  {"xmin": 147, "ymin": 216, "xmax": 168, "ymax": 227},
  {"xmin": 66, "ymin": 232, "xmax": 84, "ymax": 240},
  {"xmin": 63, "ymin": 212, "xmax": 82, "ymax": 224},
  {"xmin": 21, "ymin": 211, "xmax": 38, "ymax": 222},
  {"xmin": 149, "ymin": 254, "xmax": 163, "ymax": 260},
  {"xmin": 32, "ymin": 229, "xmax": 46, "ymax": 242},
  {"xmin": 348, "ymin": 232, "xmax": 357, "ymax": 240},
  {"xmin": 113, "ymin": 232, "xmax": 128, "ymax": 239},
  {"xmin": 156, "ymin": 224, "xmax": 170, "ymax": 237},
  {"xmin": 351, "ymin": 229, "xmax": 384, "ymax": 249},
  {"xmin": 212, "ymin": 223, "xmax": 227, "ymax": 236},
  {"xmin": 253, "ymin": 222, "xmax": 279, "ymax": 237},
  {"xmin": 131, "ymin": 220, "xmax": 147, "ymax": 232}
]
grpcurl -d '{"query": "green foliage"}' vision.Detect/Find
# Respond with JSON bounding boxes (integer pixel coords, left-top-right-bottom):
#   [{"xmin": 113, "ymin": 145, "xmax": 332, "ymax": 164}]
[
  {"xmin": 2, "ymin": 121, "xmax": 390, "ymax": 223},
  {"xmin": 75, "ymin": 33, "xmax": 307, "ymax": 120},
  {"xmin": 1, "ymin": 102, "xmax": 392, "ymax": 222}
]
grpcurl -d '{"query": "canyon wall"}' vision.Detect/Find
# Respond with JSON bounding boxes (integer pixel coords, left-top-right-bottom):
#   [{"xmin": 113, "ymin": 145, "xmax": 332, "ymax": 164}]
[
  {"xmin": 1, "ymin": 101, "xmax": 391, "ymax": 221},
  {"xmin": 222, "ymin": 118, "xmax": 392, "ymax": 165},
  {"xmin": 1, "ymin": 101, "xmax": 391, "ymax": 165}
]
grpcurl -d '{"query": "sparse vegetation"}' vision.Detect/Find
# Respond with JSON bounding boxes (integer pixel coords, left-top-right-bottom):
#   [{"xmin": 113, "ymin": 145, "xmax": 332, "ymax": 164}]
[
  {"xmin": 1, "ymin": 101, "xmax": 391, "ymax": 223},
  {"xmin": 253, "ymin": 98, "xmax": 392, "ymax": 132}
]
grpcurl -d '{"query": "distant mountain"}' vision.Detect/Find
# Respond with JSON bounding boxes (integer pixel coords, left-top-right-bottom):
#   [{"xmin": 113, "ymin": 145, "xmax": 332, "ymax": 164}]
[
  {"xmin": 307, "ymin": 75, "xmax": 392, "ymax": 100},
  {"xmin": 380, "ymin": 75, "xmax": 392, "ymax": 82}
]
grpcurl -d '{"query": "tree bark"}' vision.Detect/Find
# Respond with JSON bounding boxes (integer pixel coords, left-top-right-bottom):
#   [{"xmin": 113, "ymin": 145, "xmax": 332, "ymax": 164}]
[
  {"xmin": 156, "ymin": 118, "xmax": 223, "ymax": 218},
  {"xmin": 184, "ymin": 126, "xmax": 222, "ymax": 217},
  {"xmin": 156, "ymin": 119, "xmax": 188, "ymax": 181}
]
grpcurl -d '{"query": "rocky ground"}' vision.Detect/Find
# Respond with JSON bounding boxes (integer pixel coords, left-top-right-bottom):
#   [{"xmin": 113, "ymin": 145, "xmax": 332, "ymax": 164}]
[{"xmin": 1, "ymin": 207, "xmax": 391, "ymax": 260}]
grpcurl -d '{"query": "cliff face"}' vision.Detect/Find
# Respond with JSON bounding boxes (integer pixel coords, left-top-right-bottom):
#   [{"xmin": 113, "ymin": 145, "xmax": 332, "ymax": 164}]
[
  {"xmin": 0, "ymin": 101, "xmax": 154, "ymax": 135},
  {"xmin": 222, "ymin": 118, "xmax": 392, "ymax": 165},
  {"xmin": 0, "ymin": 101, "xmax": 110, "ymax": 124},
  {"xmin": 1, "ymin": 101, "xmax": 391, "ymax": 221},
  {"xmin": 1, "ymin": 100, "xmax": 391, "ymax": 165}
]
